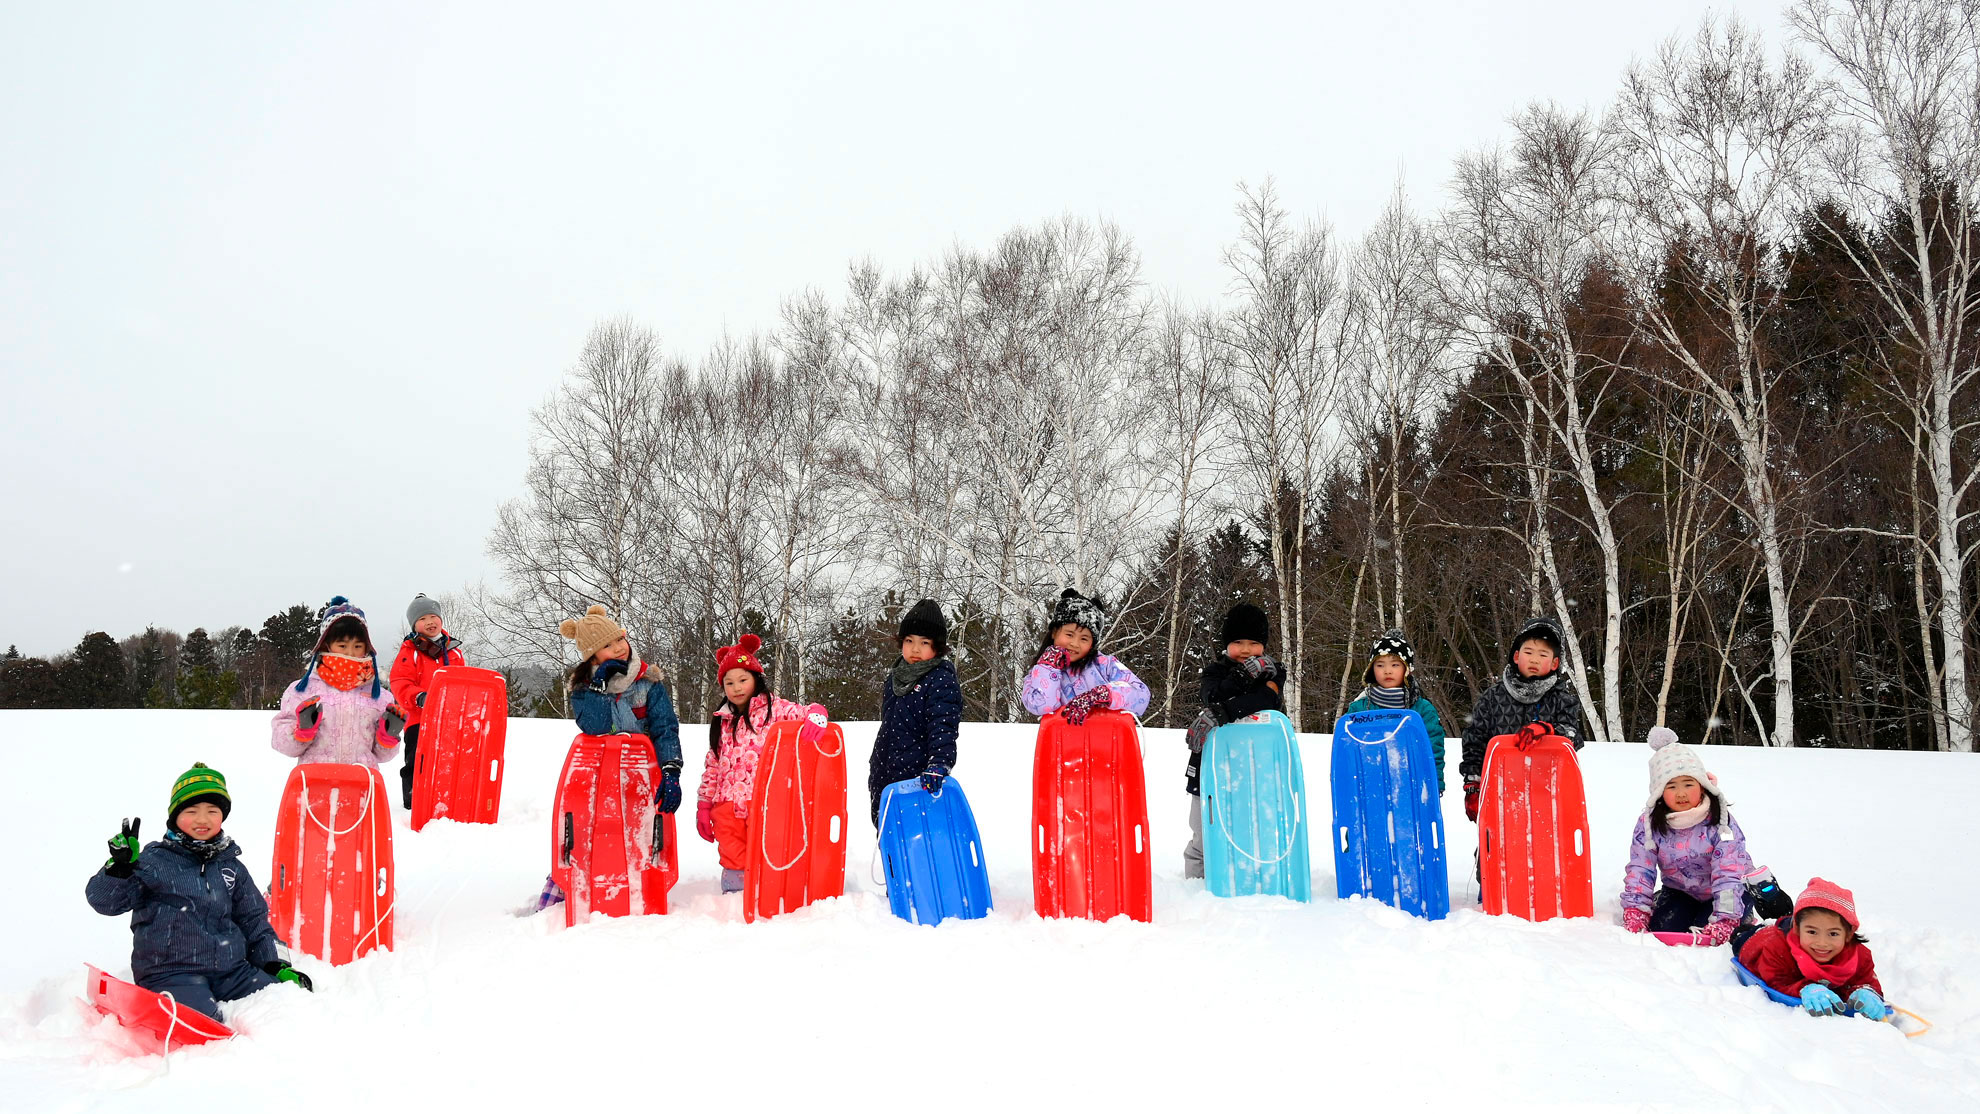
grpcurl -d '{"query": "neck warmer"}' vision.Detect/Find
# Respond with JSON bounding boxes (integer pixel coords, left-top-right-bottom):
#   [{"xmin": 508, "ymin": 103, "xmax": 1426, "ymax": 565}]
[
  {"xmin": 316, "ymin": 652, "xmax": 376, "ymax": 692},
  {"xmin": 890, "ymin": 655, "xmax": 942, "ymax": 698},
  {"xmin": 1785, "ymin": 925, "xmax": 1863, "ymax": 988},
  {"xmin": 1664, "ymin": 801, "xmax": 1712, "ymax": 830},
  {"xmin": 1363, "ymin": 684, "xmax": 1411, "ymax": 710},
  {"xmin": 1501, "ymin": 663, "xmax": 1562, "ymax": 705},
  {"xmin": 165, "ymin": 830, "xmax": 235, "ymax": 862}
]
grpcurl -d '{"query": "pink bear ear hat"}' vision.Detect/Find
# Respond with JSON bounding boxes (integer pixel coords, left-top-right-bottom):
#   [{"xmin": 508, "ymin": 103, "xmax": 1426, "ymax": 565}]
[{"xmin": 1645, "ymin": 725, "xmax": 1726, "ymax": 810}]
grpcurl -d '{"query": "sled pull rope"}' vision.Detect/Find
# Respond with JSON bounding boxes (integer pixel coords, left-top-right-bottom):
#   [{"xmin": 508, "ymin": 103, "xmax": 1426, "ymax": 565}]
[
  {"xmin": 870, "ymin": 790, "xmax": 894, "ymax": 887},
  {"xmin": 757, "ymin": 725, "xmax": 810, "ymax": 873},
  {"xmin": 347, "ymin": 791, "xmax": 394, "ymax": 958},
  {"xmin": 159, "ymin": 989, "xmax": 180, "ymax": 1063},
  {"xmin": 1891, "ymin": 1005, "xmax": 1933, "ymax": 1038},
  {"xmin": 1207, "ymin": 718, "xmax": 1300, "ymax": 865},
  {"xmin": 297, "ymin": 770, "xmax": 372, "ymax": 836}
]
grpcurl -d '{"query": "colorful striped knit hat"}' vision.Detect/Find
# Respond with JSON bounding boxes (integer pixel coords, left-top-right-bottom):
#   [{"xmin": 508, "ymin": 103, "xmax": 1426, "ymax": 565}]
[
  {"xmin": 294, "ymin": 595, "xmax": 383, "ymax": 698},
  {"xmin": 169, "ymin": 762, "xmax": 232, "ymax": 827}
]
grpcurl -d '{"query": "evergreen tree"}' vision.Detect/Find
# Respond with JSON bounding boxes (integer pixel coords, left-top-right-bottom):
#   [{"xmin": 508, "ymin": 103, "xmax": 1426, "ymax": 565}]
[
  {"xmin": 60, "ymin": 632, "xmax": 128, "ymax": 708},
  {"xmin": 180, "ymin": 628, "xmax": 218, "ymax": 672},
  {"xmin": 0, "ymin": 655, "xmax": 59, "ymax": 708},
  {"xmin": 260, "ymin": 604, "xmax": 317, "ymax": 664},
  {"xmin": 129, "ymin": 626, "xmax": 171, "ymax": 707},
  {"xmin": 3, "ymin": 645, "xmax": 19, "ymax": 661}
]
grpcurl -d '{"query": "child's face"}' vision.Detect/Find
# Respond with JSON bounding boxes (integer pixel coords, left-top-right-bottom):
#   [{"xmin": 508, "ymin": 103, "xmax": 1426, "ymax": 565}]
[
  {"xmin": 326, "ymin": 635, "xmax": 368, "ymax": 657},
  {"xmin": 593, "ymin": 634, "xmax": 631, "ymax": 664},
  {"xmin": 1796, "ymin": 910, "xmax": 1851, "ymax": 962},
  {"xmin": 174, "ymin": 803, "xmax": 224, "ymax": 841},
  {"xmin": 722, "ymin": 667, "xmax": 757, "ymax": 704},
  {"xmin": 414, "ymin": 614, "xmax": 444, "ymax": 639},
  {"xmin": 1052, "ymin": 625, "xmax": 1094, "ymax": 658},
  {"xmin": 1371, "ymin": 654, "xmax": 1408, "ymax": 689},
  {"xmin": 1662, "ymin": 776, "xmax": 1705, "ymax": 811},
  {"xmin": 1514, "ymin": 640, "xmax": 1559, "ymax": 678},
  {"xmin": 901, "ymin": 635, "xmax": 936, "ymax": 664},
  {"xmin": 1225, "ymin": 639, "xmax": 1264, "ymax": 662}
]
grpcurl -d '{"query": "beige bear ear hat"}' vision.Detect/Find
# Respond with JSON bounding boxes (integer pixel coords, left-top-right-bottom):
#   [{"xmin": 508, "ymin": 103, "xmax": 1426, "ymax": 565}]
[{"xmin": 560, "ymin": 604, "xmax": 627, "ymax": 662}]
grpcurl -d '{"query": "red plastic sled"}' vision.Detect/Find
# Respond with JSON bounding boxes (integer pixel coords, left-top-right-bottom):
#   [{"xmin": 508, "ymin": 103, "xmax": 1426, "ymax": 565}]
[
  {"xmin": 1032, "ymin": 711, "xmax": 1153, "ymax": 923},
  {"xmin": 85, "ymin": 964, "xmax": 235, "ymax": 1049},
  {"xmin": 1478, "ymin": 729, "xmax": 1593, "ymax": 921},
  {"xmin": 269, "ymin": 763, "xmax": 395, "ymax": 964},
  {"xmin": 742, "ymin": 710, "xmax": 848, "ymax": 923},
  {"xmin": 411, "ymin": 666, "xmax": 508, "ymax": 831},
  {"xmin": 552, "ymin": 734, "xmax": 677, "ymax": 926}
]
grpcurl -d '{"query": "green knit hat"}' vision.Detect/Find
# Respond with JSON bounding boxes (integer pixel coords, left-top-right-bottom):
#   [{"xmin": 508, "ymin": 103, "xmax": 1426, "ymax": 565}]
[{"xmin": 169, "ymin": 762, "xmax": 232, "ymax": 829}]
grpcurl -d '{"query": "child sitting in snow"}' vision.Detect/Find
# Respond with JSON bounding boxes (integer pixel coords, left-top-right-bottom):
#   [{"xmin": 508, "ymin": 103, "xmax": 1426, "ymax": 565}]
[
  {"xmin": 697, "ymin": 633, "xmax": 806, "ymax": 894},
  {"xmin": 867, "ymin": 598, "xmax": 963, "ymax": 827},
  {"xmin": 1021, "ymin": 588, "xmax": 1149, "ymax": 726},
  {"xmin": 85, "ymin": 763, "xmax": 312, "ymax": 1023},
  {"xmin": 1345, "ymin": 628, "xmax": 1446, "ymax": 795},
  {"xmin": 389, "ymin": 593, "xmax": 466, "ymax": 810},
  {"xmin": 1458, "ymin": 615, "xmax": 1583, "ymax": 823},
  {"xmin": 1181, "ymin": 603, "xmax": 1286, "ymax": 879},
  {"xmin": 272, "ymin": 596, "xmax": 406, "ymax": 769},
  {"xmin": 1619, "ymin": 727, "xmax": 1761, "ymax": 945},
  {"xmin": 1734, "ymin": 878, "xmax": 1888, "ymax": 1020}
]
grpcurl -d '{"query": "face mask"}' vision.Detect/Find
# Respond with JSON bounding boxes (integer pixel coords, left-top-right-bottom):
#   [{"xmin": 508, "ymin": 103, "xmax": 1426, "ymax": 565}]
[{"xmin": 316, "ymin": 652, "xmax": 375, "ymax": 691}]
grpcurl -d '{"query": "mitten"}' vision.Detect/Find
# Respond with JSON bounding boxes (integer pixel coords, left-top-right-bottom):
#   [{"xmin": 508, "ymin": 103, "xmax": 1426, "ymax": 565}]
[
  {"xmin": 656, "ymin": 768, "xmax": 682, "ymax": 814},
  {"xmin": 1800, "ymin": 985, "xmax": 1844, "ymax": 1016},
  {"xmin": 695, "ymin": 800, "xmax": 715, "ymax": 842},
  {"xmin": 798, "ymin": 703, "xmax": 830, "ymax": 746},
  {"xmin": 1463, "ymin": 776, "xmax": 1481, "ymax": 822},
  {"xmin": 1036, "ymin": 646, "xmax": 1071, "ymax": 671},
  {"xmin": 1239, "ymin": 653, "xmax": 1277, "ymax": 680},
  {"xmin": 261, "ymin": 960, "xmax": 314, "ymax": 992},
  {"xmin": 414, "ymin": 691, "xmax": 427, "ymax": 708},
  {"xmin": 1185, "ymin": 708, "xmax": 1216, "ymax": 753},
  {"xmin": 1621, "ymin": 907, "xmax": 1649, "ymax": 934},
  {"xmin": 294, "ymin": 697, "xmax": 322, "ymax": 742},
  {"xmin": 376, "ymin": 704, "xmax": 407, "ymax": 746},
  {"xmin": 1515, "ymin": 721, "xmax": 1550, "ymax": 750},
  {"xmin": 1848, "ymin": 987, "xmax": 1887, "ymax": 1021},
  {"xmin": 590, "ymin": 658, "xmax": 629, "ymax": 691},
  {"xmin": 1062, "ymin": 686, "xmax": 1111, "ymax": 725},
  {"xmin": 920, "ymin": 763, "xmax": 949, "ymax": 795},
  {"xmin": 105, "ymin": 818, "xmax": 141, "ymax": 878},
  {"xmin": 1693, "ymin": 918, "xmax": 1736, "ymax": 947}
]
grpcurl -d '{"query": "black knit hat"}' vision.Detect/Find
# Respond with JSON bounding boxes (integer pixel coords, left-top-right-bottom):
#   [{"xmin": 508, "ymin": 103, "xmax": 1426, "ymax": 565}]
[
  {"xmin": 1508, "ymin": 615, "xmax": 1565, "ymax": 668},
  {"xmin": 1049, "ymin": 588, "xmax": 1108, "ymax": 641},
  {"xmin": 899, "ymin": 598, "xmax": 948, "ymax": 645},
  {"xmin": 1364, "ymin": 628, "xmax": 1415, "ymax": 685},
  {"xmin": 1219, "ymin": 603, "xmax": 1268, "ymax": 645}
]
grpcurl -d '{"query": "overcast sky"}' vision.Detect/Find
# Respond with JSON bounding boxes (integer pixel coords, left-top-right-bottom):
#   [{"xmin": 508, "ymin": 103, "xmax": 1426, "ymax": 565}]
[{"xmin": 0, "ymin": 0, "xmax": 1792, "ymax": 657}]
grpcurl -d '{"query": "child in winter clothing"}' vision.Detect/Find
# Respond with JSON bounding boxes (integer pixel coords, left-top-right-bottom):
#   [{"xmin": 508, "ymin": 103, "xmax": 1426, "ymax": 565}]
[
  {"xmin": 272, "ymin": 596, "xmax": 406, "ymax": 769},
  {"xmin": 1458, "ymin": 615, "xmax": 1583, "ymax": 823},
  {"xmin": 1181, "ymin": 603, "xmax": 1287, "ymax": 879},
  {"xmin": 868, "ymin": 598, "xmax": 964, "ymax": 827},
  {"xmin": 697, "ymin": 633, "xmax": 805, "ymax": 893},
  {"xmin": 1735, "ymin": 878, "xmax": 1888, "ymax": 1020},
  {"xmin": 1344, "ymin": 628, "xmax": 1447, "ymax": 794},
  {"xmin": 1021, "ymin": 588, "xmax": 1150, "ymax": 725},
  {"xmin": 1618, "ymin": 727, "xmax": 1757, "ymax": 945},
  {"xmin": 85, "ymin": 763, "xmax": 312, "ymax": 1023},
  {"xmin": 389, "ymin": 593, "xmax": 466, "ymax": 809},
  {"xmin": 536, "ymin": 605, "xmax": 683, "ymax": 911}
]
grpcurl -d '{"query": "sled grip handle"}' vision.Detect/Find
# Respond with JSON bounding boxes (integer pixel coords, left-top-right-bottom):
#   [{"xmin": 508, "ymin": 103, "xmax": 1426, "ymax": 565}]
[
  {"xmin": 652, "ymin": 813, "xmax": 666, "ymax": 862},
  {"xmin": 561, "ymin": 813, "xmax": 573, "ymax": 864}
]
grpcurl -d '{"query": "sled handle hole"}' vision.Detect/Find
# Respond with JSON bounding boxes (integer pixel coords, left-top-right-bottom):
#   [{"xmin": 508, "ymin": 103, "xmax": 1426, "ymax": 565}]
[
  {"xmin": 488, "ymin": 759, "xmax": 499, "ymax": 784},
  {"xmin": 1338, "ymin": 826, "xmax": 1348, "ymax": 853},
  {"xmin": 1573, "ymin": 829, "xmax": 1585, "ymax": 857}
]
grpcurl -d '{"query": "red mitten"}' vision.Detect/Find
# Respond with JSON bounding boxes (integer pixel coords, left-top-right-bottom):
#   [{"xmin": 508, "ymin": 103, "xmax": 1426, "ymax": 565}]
[
  {"xmin": 1694, "ymin": 918, "xmax": 1736, "ymax": 947},
  {"xmin": 1514, "ymin": 722, "xmax": 1552, "ymax": 751},
  {"xmin": 1463, "ymin": 776, "xmax": 1481, "ymax": 822},
  {"xmin": 695, "ymin": 800, "xmax": 715, "ymax": 843},
  {"xmin": 1622, "ymin": 907, "xmax": 1650, "ymax": 933},
  {"xmin": 798, "ymin": 703, "xmax": 829, "ymax": 746},
  {"xmin": 1036, "ymin": 647, "xmax": 1072, "ymax": 671},
  {"xmin": 1062, "ymin": 687, "xmax": 1112, "ymax": 726},
  {"xmin": 293, "ymin": 697, "xmax": 322, "ymax": 743}
]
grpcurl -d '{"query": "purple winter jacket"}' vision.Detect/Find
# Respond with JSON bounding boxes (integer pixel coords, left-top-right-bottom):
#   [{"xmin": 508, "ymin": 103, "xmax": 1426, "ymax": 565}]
[
  {"xmin": 1021, "ymin": 654, "xmax": 1150, "ymax": 719},
  {"xmin": 1620, "ymin": 810, "xmax": 1755, "ymax": 921},
  {"xmin": 271, "ymin": 672, "xmax": 401, "ymax": 768}
]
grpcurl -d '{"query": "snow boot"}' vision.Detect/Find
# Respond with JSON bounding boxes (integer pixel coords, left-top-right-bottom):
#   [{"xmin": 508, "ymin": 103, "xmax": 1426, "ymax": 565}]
[{"xmin": 721, "ymin": 868, "xmax": 744, "ymax": 893}]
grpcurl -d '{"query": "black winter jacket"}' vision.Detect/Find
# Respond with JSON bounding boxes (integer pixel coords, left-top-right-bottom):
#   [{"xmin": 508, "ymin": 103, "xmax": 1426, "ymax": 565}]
[
  {"xmin": 85, "ymin": 835, "xmax": 280, "ymax": 984},
  {"xmin": 1457, "ymin": 666, "xmax": 1584, "ymax": 781},
  {"xmin": 1189, "ymin": 654, "xmax": 1289, "ymax": 795},
  {"xmin": 868, "ymin": 658, "xmax": 964, "ymax": 811}
]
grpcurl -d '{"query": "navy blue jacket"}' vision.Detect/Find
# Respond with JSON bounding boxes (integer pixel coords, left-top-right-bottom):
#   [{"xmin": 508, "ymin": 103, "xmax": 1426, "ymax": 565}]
[
  {"xmin": 868, "ymin": 658, "xmax": 963, "ymax": 798},
  {"xmin": 85, "ymin": 835, "xmax": 280, "ymax": 984}
]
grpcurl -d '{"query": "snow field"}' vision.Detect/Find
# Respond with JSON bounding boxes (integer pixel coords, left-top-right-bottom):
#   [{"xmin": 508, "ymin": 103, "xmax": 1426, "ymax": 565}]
[{"xmin": 1, "ymin": 710, "xmax": 1976, "ymax": 1112}]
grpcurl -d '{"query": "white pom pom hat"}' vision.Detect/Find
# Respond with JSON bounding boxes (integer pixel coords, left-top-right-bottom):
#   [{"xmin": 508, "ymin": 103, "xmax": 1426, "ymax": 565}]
[{"xmin": 1645, "ymin": 725, "xmax": 1725, "ymax": 811}]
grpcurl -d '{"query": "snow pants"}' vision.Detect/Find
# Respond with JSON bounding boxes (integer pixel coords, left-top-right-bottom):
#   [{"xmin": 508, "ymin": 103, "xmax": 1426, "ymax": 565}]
[
  {"xmin": 1648, "ymin": 887, "xmax": 1716, "ymax": 932},
  {"xmin": 399, "ymin": 724, "xmax": 422, "ymax": 808},
  {"xmin": 144, "ymin": 963, "xmax": 275, "ymax": 1025},
  {"xmin": 1183, "ymin": 794, "xmax": 1205, "ymax": 879},
  {"xmin": 714, "ymin": 802, "xmax": 748, "ymax": 872}
]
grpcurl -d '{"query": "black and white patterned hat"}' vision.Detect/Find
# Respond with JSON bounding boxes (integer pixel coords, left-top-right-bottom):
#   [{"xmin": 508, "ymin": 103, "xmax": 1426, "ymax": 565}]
[{"xmin": 1049, "ymin": 588, "xmax": 1108, "ymax": 641}]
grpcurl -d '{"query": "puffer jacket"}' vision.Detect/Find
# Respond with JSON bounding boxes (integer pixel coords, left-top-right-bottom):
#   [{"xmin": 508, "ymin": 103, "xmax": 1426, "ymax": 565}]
[
  {"xmin": 1458, "ymin": 666, "xmax": 1583, "ymax": 780},
  {"xmin": 85, "ymin": 834, "xmax": 280, "ymax": 983},
  {"xmin": 698, "ymin": 693, "xmax": 806, "ymax": 806},
  {"xmin": 869, "ymin": 658, "xmax": 963, "ymax": 795},
  {"xmin": 1187, "ymin": 654, "xmax": 1288, "ymax": 795},
  {"xmin": 272, "ymin": 670, "xmax": 400, "ymax": 768},
  {"xmin": 572, "ymin": 659, "xmax": 682, "ymax": 768},
  {"xmin": 1620, "ymin": 810, "xmax": 1755, "ymax": 921},
  {"xmin": 1737, "ymin": 918, "xmax": 1882, "ymax": 999},
  {"xmin": 388, "ymin": 631, "xmax": 464, "ymax": 730},
  {"xmin": 1021, "ymin": 654, "xmax": 1150, "ymax": 719}
]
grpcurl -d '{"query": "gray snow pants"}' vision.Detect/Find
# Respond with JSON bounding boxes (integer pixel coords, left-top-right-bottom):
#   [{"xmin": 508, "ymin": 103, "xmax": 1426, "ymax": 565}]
[{"xmin": 1183, "ymin": 794, "xmax": 1205, "ymax": 879}]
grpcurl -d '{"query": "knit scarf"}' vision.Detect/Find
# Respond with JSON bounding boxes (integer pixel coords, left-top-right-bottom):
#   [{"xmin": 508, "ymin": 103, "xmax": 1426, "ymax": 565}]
[
  {"xmin": 1664, "ymin": 801, "xmax": 1712, "ymax": 830},
  {"xmin": 1500, "ymin": 664, "xmax": 1562, "ymax": 706},
  {"xmin": 1786, "ymin": 926, "xmax": 1863, "ymax": 988},
  {"xmin": 165, "ymin": 830, "xmax": 235, "ymax": 862},
  {"xmin": 316, "ymin": 653, "xmax": 375, "ymax": 692},
  {"xmin": 889, "ymin": 656, "xmax": 941, "ymax": 698},
  {"xmin": 1363, "ymin": 684, "xmax": 1411, "ymax": 710}
]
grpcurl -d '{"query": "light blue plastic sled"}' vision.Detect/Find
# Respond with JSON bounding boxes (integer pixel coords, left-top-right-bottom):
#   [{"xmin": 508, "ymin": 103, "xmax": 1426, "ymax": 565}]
[
  {"xmin": 876, "ymin": 777, "xmax": 992, "ymax": 926},
  {"xmin": 1329, "ymin": 709, "xmax": 1450, "ymax": 920},
  {"xmin": 1202, "ymin": 710, "xmax": 1311, "ymax": 901}
]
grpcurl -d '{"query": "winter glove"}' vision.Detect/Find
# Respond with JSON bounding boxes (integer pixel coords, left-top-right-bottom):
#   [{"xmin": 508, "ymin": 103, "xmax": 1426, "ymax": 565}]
[
  {"xmin": 105, "ymin": 818, "xmax": 141, "ymax": 878},
  {"xmin": 414, "ymin": 691, "xmax": 426, "ymax": 708},
  {"xmin": 1693, "ymin": 918, "xmax": 1737, "ymax": 948},
  {"xmin": 1621, "ymin": 907, "xmax": 1649, "ymax": 934},
  {"xmin": 1036, "ymin": 646, "xmax": 1072, "ymax": 671},
  {"xmin": 590, "ymin": 658, "xmax": 629, "ymax": 691},
  {"xmin": 1515, "ymin": 722, "xmax": 1551, "ymax": 751},
  {"xmin": 1239, "ymin": 653, "xmax": 1278, "ymax": 680},
  {"xmin": 1800, "ymin": 985, "xmax": 1844, "ymax": 1016},
  {"xmin": 798, "ymin": 703, "xmax": 829, "ymax": 746},
  {"xmin": 695, "ymin": 800, "xmax": 715, "ymax": 842},
  {"xmin": 1061, "ymin": 686, "xmax": 1112, "ymax": 726},
  {"xmin": 1185, "ymin": 708, "xmax": 1217, "ymax": 754},
  {"xmin": 261, "ymin": 960, "xmax": 313, "ymax": 992},
  {"xmin": 1848, "ymin": 987, "xmax": 1887, "ymax": 1022},
  {"xmin": 376, "ymin": 704, "xmax": 407, "ymax": 746},
  {"xmin": 1463, "ymin": 776, "xmax": 1481, "ymax": 822},
  {"xmin": 920, "ymin": 763, "xmax": 949, "ymax": 796},
  {"xmin": 294, "ymin": 697, "xmax": 323, "ymax": 742},
  {"xmin": 656, "ymin": 768, "xmax": 682, "ymax": 814}
]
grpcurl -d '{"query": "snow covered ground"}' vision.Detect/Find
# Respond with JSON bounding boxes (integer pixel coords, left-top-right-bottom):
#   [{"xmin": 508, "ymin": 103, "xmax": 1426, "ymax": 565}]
[{"xmin": 1, "ymin": 709, "xmax": 1974, "ymax": 1113}]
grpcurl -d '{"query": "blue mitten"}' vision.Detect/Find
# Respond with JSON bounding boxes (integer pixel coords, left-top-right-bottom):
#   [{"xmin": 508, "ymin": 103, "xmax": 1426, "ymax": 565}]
[
  {"xmin": 1848, "ymin": 988, "xmax": 1887, "ymax": 1021},
  {"xmin": 590, "ymin": 658, "xmax": 629, "ymax": 691},
  {"xmin": 920, "ymin": 764, "xmax": 949, "ymax": 795},
  {"xmin": 1800, "ymin": 985, "xmax": 1844, "ymax": 1016}
]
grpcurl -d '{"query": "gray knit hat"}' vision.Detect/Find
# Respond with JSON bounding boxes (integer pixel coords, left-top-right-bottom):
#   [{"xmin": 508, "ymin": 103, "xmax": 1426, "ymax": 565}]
[{"xmin": 406, "ymin": 593, "xmax": 443, "ymax": 628}]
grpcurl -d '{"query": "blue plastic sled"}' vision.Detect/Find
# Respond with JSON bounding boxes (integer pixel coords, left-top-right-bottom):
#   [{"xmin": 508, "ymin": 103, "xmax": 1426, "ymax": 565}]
[
  {"xmin": 1330, "ymin": 709, "xmax": 1450, "ymax": 920},
  {"xmin": 1731, "ymin": 956, "xmax": 1865, "ymax": 1015},
  {"xmin": 876, "ymin": 777, "xmax": 992, "ymax": 926},
  {"xmin": 1202, "ymin": 710, "xmax": 1311, "ymax": 901}
]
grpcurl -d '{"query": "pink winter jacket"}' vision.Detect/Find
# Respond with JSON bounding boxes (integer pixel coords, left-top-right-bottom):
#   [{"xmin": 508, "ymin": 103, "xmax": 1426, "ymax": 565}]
[
  {"xmin": 272, "ymin": 672, "xmax": 401, "ymax": 768},
  {"xmin": 697, "ymin": 694, "xmax": 806, "ymax": 807}
]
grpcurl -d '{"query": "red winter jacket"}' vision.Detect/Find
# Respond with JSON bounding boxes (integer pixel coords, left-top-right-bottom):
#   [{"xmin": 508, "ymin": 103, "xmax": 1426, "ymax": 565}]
[
  {"xmin": 1737, "ymin": 919, "xmax": 1882, "ymax": 999},
  {"xmin": 388, "ymin": 632, "xmax": 465, "ymax": 730}
]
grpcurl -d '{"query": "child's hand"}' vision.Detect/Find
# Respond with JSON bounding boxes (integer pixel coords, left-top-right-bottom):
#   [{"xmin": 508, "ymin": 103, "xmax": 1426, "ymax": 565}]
[
  {"xmin": 105, "ymin": 818, "xmax": 141, "ymax": 878},
  {"xmin": 1514, "ymin": 722, "xmax": 1551, "ymax": 750},
  {"xmin": 798, "ymin": 703, "xmax": 830, "ymax": 745},
  {"xmin": 1463, "ymin": 777, "xmax": 1481, "ymax": 822},
  {"xmin": 1800, "ymin": 985, "xmax": 1844, "ymax": 1016},
  {"xmin": 920, "ymin": 763, "xmax": 949, "ymax": 795},
  {"xmin": 656, "ymin": 768, "xmax": 682, "ymax": 814},
  {"xmin": 590, "ymin": 658, "xmax": 629, "ymax": 691},
  {"xmin": 1062, "ymin": 687, "xmax": 1111, "ymax": 725},
  {"xmin": 1848, "ymin": 987, "xmax": 1887, "ymax": 1021},
  {"xmin": 1693, "ymin": 918, "xmax": 1735, "ymax": 947},
  {"xmin": 261, "ymin": 960, "xmax": 314, "ymax": 992},
  {"xmin": 375, "ymin": 704, "xmax": 406, "ymax": 747},
  {"xmin": 1621, "ymin": 907, "xmax": 1649, "ymax": 934},
  {"xmin": 1037, "ymin": 647, "xmax": 1072, "ymax": 671},
  {"xmin": 695, "ymin": 800, "xmax": 715, "ymax": 842},
  {"xmin": 1240, "ymin": 653, "xmax": 1277, "ymax": 680},
  {"xmin": 294, "ymin": 697, "xmax": 322, "ymax": 741},
  {"xmin": 1186, "ymin": 708, "xmax": 1216, "ymax": 753}
]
